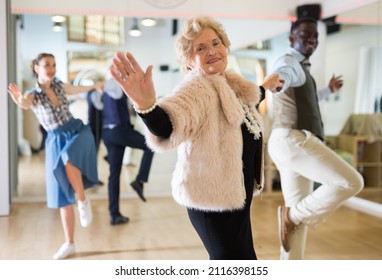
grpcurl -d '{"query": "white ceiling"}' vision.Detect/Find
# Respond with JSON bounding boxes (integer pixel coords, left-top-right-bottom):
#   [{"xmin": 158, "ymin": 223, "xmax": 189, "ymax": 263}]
[
  {"xmin": 10, "ymin": 0, "xmax": 382, "ymax": 49},
  {"xmin": 11, "ymin": 0, "xmax": 381, "ymax": 21}
]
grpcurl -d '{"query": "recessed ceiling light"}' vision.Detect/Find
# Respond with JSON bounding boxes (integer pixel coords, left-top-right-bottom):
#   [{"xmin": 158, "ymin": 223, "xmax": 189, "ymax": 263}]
[
  {"xmin": 141, "ymin": 18, "xmax": 157, "ymax": 27},
  {"xmin": 51, "ymin": 15, "xmax": 66, "ymax": 23}
]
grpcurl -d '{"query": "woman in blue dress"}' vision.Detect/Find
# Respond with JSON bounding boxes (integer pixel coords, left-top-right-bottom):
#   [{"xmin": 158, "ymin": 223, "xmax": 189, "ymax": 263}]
[{"xmin": 8, "ymin": 53, "xmax": 102, "ymax": 260}]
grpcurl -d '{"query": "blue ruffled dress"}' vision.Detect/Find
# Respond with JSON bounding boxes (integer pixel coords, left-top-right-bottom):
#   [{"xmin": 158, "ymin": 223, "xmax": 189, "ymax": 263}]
[{"xmin": 45, "ymin": 118, "xmax": 98, "ymax": 208}]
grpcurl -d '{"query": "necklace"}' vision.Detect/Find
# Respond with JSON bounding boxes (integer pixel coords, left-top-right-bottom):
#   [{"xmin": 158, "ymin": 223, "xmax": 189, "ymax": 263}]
[{"xmin": 238, "ymin": 99, "xmax": 261, "ymax": 139}]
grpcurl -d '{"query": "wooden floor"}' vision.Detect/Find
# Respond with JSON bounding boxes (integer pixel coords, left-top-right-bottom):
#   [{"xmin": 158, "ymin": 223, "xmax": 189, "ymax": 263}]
[
  {"xmin": 1, "ymin": 195, "xmax": 382, "ymax": 260},
  {"xmin": 2, "ymin": 141, "xmax": 382, "ymax": 260}
]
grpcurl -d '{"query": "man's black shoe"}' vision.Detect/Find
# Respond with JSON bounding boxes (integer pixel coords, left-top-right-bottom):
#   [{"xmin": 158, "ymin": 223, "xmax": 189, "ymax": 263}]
[
  {"xmin": 130, "ymin": 180, "xmax": 146, "ymax": 202},
  {"xmin": 110, "ymin": 215, "xmax": 130, "ymax": 226}
]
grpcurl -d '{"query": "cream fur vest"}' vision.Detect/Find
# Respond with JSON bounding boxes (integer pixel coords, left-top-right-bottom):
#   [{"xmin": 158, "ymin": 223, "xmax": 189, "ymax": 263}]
[{"xmin": 145, "ymin": 70, "xmax": 264, "ymax": 211}]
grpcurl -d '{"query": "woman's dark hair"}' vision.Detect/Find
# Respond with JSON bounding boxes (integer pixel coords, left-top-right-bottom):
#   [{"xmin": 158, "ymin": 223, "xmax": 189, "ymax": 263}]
[{"xmin": 30, "ymin": 53, "xmax": 55, "ymax": 78}]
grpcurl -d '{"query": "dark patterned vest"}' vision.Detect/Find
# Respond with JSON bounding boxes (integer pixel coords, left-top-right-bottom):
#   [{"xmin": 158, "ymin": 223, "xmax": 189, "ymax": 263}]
[{"xmin": 294, "ymin": 62, "xmax": 324, "ymax": 140}]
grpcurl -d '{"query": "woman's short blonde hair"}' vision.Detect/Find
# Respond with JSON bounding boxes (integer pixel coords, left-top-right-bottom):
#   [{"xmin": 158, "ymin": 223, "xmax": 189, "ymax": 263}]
[{"xmin": 175, "ymin": 15, "xmax": 231, "ymax": 72}]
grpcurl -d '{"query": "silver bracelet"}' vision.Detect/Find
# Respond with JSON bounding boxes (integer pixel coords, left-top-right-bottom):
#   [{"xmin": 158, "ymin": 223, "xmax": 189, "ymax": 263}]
[{"xmin": 133, "ymin": 98, "xmax": 158, "ymax": 114}]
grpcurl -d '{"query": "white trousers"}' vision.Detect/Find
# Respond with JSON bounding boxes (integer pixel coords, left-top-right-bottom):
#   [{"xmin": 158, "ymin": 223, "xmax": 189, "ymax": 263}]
[{"xmin": 268, "ymin": 128, "xmax": 364, "ymax": 259}]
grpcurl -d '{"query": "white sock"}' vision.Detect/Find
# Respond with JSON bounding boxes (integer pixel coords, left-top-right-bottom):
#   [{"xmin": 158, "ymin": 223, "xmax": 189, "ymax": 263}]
[
  {"xmin": 78, "ymin": 199, "xmax": 88, "ymax": 205},
  {"xmin": 288, "ymin": 207, "xmax": 300, "ymax": 225}
]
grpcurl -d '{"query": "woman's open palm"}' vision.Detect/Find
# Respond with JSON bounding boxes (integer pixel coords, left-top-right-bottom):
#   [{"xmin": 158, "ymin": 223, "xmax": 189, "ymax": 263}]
[{"xmin": 111, "ymin": 52, "xmax": 156, "ymax": 109}]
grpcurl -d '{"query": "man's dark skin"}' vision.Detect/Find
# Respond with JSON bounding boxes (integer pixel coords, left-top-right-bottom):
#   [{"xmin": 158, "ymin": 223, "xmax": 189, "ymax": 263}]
[{"xmin": 290, "ymin": 21, "xmax": 343, "ymax": 92}]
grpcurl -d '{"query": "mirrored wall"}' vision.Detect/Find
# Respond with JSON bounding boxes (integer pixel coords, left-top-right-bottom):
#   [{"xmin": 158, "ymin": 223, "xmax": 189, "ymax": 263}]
[{"xmin": 11, "ymin": 2, "xmax": 382, "ymax": 209}]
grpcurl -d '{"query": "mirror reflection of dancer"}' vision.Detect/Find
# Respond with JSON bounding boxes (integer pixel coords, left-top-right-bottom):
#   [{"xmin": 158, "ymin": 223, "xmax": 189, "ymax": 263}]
[
  {"xmin": 8, "ymin": 53, "xmax": 103, "ymax": 260},
  {"xmin": 110, "ymin": 16, "xmax": 284, "ymax": 259},
  {"xmin": 268, "ymin": 18, "xmax": 364, "ymax": 259},
  {"xmin": 102, "ymin": 76, "xmax": 154, "ymax": 225}
]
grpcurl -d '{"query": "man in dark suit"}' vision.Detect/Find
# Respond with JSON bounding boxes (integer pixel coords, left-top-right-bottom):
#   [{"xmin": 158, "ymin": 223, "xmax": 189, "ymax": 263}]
[{"xmin": 102, "ymin": 77, "xmax": 154, "ymax": 225}]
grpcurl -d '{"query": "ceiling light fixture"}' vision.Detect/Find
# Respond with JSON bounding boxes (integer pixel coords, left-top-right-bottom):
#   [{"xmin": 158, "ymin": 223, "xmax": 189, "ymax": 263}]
[
  {"xmin": 141, "ymin": 18, "xmax": 157, "ymax": 27},
  {"xmin": 51, "ymin": 15, "xmax": 66, "ymax": 23},
  {"xmin": 128, "ymin": 18, "xmax": 142, "ymax": 37},
  {"xmin": 52, "ymin": 22, "xmax": 64, "ymax": 32}
]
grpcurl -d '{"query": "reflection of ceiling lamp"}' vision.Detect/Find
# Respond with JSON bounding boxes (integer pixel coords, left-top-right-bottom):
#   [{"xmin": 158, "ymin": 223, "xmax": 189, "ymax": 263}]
[
  {"xmin": 141, "ymin": 18, "xmax": 157, "ymax": 27},
  {"xmin": 51, "ymin": 15, "xmax": 66, "ymax": 23},
  {"xmin": 128, "ymin": 18, "xmax": 142, "ymax": 37},
  {"xmin": 52, "ymin": 22, "xmax": 64, "ymax": 32},
  {"xmin": 51, "ymin": 15, "xmax": 66, "ymax": 32}
]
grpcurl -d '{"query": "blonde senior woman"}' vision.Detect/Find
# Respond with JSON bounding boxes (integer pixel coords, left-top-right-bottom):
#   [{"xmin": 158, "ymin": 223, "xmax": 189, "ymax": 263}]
[{"xmin": 111, "ymin": 16, "xmax": 283, "ymax": 260}]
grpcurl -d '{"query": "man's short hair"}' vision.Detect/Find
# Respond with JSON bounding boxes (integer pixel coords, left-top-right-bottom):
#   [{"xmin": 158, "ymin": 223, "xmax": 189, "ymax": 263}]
[{"xmin": 290, "ymin": 17, "xmax": 317, "ymax": 33}]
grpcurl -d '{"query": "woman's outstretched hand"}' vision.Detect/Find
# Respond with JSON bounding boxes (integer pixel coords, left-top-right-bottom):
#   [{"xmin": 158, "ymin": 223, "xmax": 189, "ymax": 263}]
[
  {"xmin": 8, "ymin": 83, "xmax": 32, "ymax": 109},
  {"xmin": 111, "ymin": 52, "xmax": 156, "ymax": 110}
]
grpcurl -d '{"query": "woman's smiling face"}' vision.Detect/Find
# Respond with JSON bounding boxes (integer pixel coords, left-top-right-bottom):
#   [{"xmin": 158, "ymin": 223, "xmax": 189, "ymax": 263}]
[
  {"xmin": 188, "ymin": 28, "xmax": 228, "ymax": 75},
  {"xmin": 35, "ymin": 56, "xmax": 56, "ymax": 82}
]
